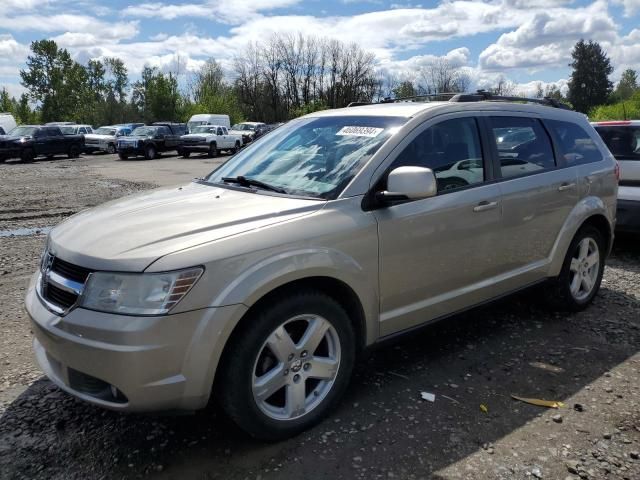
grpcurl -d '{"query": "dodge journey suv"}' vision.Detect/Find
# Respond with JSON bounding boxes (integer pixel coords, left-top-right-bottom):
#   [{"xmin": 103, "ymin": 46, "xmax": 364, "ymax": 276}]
[{"xmin": 26, "ymin": 95, "xmax": 617, "ymax": 440}]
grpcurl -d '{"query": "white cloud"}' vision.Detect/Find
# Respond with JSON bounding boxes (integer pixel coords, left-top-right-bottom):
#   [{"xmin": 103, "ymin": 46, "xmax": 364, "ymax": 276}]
[
  {"xmin": 479, "ymin": 1, "xmax": 618, "ymax": 71},
  {"xmin": 122, "ymin": 0, "xmax": 302, "ymax": 24},
  {"xmin": 613, "ymin": 0, "xmax": 640, "ymax": 16}
]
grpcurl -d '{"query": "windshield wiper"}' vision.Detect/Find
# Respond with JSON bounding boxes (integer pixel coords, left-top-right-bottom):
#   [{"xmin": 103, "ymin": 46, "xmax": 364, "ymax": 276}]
[{"xmin": 221, "ymin": 176, "xmax": 288, "ymax": 194}]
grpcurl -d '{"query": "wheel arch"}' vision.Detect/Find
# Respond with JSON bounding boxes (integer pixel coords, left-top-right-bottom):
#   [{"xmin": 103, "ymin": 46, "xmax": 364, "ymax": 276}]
[
  {"xmin": 548, "ymin": 195, "xmax": 614, "ymax": 277},
  {"xmin": 211, "ymin": 275, "xmax": 368, "ymax": 399}
]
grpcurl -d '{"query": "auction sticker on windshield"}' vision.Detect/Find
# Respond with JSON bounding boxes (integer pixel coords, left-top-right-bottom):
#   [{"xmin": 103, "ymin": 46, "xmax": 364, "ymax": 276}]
[{"xmin": 336, "ymin": 126, "xmax": 384, "ymax": 137}]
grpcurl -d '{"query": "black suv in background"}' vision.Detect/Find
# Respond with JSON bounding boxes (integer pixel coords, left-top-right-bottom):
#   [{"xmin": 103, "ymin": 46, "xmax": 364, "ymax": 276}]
[
  {"xmin": 0, "ymin": 125, "xmax": 84, "ymax": 163},
  {"xmin": 116, "ymin": 123, "xmax": 186, "ymax": 160}
]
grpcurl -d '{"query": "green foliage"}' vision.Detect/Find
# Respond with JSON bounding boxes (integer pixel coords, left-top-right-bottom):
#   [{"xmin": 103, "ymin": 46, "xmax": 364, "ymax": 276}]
[
  {"xmin": 567, "ymin": 40, "xmax": 613, "ymax": 114},
  {"xmin": 612, "ymin": 69, "xmax": 638, "ymax": 102},
  {"xmin": 290, "ymin": 100, "xmax": 328, "ymax": 119},
  {"xmin": 393, "ymin": 81, "xmax": 417, "ymax": 99},
  {"xmin": 590, "ymin": 91, "xmax": 640, "ymax": 121},
  {"xmin": 131, "ymin": 67, "xmax": 181, "ymax": 123}
]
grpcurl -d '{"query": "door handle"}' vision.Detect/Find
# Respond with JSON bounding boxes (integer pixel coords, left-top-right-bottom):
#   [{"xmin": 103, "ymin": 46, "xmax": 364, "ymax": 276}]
[
  {"xmin": 558, "ymin": 182, "xmax": 576, "ymax": 191},
  {"xmin": 473, "ymin": 200, "xmax": 498, "ymax": 212}
]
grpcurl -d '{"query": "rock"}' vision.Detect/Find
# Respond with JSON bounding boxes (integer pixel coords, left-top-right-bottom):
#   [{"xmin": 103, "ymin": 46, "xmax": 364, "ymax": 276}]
[
  {"xmin": 531, "ymin": 466, "xmax": 543, "ymax": 478},
  {"xmin": 566, "ymin": 461, "xmax": 580, "ymax": 474},
  {"xmin": 603, "ymin": 432, "xmax": 612, "ymax": 440},
  {"xmin": 552, "ymin": 414, "xmax": 563, "ymax": 424},
  {"xmin": 630, "ymin": 451, "xmax": 639, "ymax": 460},
  {"xmin": 573, "ymin": 403, "xmax": 584, "ymax": 412}
]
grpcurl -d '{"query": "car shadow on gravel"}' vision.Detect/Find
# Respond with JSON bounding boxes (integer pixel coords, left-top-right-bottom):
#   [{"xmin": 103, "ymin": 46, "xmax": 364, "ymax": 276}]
[{"xmin": 1, "ymin": 242, "xmax": 639, "ymax": 480}]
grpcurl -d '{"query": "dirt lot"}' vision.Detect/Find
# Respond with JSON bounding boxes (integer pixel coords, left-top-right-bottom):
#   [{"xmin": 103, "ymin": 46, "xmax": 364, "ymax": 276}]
[{"xmin": 0, "ymin": 153, "xmax": 639, "ymax": 480}]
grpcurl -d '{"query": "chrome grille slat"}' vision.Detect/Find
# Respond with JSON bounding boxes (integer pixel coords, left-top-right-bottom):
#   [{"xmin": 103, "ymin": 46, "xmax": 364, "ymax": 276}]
[{"xmin": 39, "ymin": 254, "xmax": 93, "ymax": 315}]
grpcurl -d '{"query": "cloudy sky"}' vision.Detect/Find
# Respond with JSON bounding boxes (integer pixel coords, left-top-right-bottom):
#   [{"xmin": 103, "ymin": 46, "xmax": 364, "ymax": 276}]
[{"xmin": 1, "ymin": 0, "xmax": 639, "ymax": 98}]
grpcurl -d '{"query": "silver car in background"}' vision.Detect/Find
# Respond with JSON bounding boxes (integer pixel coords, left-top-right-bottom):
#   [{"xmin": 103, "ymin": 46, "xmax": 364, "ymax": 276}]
[{"xmin": 26, "ymin": 98, "xmax": 617, "ymax": 440}]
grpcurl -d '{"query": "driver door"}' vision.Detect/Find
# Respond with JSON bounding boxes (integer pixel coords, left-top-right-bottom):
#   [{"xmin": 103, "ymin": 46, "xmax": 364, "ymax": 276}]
[{"xmin": 374, "ymin": 116, "xmax": 504, "ymax": 336}]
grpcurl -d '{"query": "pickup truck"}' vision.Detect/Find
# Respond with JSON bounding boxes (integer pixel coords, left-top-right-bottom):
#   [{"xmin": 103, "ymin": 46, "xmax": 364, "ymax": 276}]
[
  {"xmin": 180, "ymin": 125, "xmax": 243, "ymax": 157},
  {"xmin": 0, "ymin": 125, "xmax": 84, "ymax": 163},
  {"xmin": 85, "ymin": 125, "xmax": 132, "ymax": 154},
  {"xmin": 116, "ymin": 123, "xmax": 185, "ymax": 160}
]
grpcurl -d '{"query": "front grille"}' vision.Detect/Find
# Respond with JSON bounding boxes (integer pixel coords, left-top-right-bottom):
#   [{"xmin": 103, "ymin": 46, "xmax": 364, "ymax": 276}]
[
  {"xmin": 85, "ymin": 138, "xmax": 99, "ymax": 145},
  {"xmin": 46, "ymin": 283, "xmax": 78, "ymax": 309},
  {"xmin": 52, "ymin": 257, "xmax": 91, "ymax": 283},
  {"xmin": 41, "ymin": 255, "xmax": 93, "ymax": 312}
]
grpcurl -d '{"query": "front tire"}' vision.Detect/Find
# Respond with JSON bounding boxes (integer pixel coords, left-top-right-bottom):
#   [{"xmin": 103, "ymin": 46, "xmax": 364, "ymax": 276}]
[
  {"xmin": 544, "ymin": 225, "xmax": 605, "ymax": 312},
  {"xmin": 219, "ymin": 291, "xmax": 355, "ymax": 441},
  {"xmin": 68, "ymin": 144, "xmax": 80, "ymax": 158},
  {"xmin": 118, "ymin": 152, "xmax": 129, "ymax": 160},
  {"xmin": 21, "ymin": 148, "xmax": 35, "ymax": 163},
  {"xmin": 182, "ymin": 150, "xmax": 191, "ymax": 158},
  {"xmin": 106, "ymin": 144, "xmax": 116, "ymax": 154},
  {"xmin": 144, "ymin": 145, "xmax": 156, "ymax": 160},
  {"xmin": 208, "ymin": 142, "xmax": 218, "ymax": 158}
]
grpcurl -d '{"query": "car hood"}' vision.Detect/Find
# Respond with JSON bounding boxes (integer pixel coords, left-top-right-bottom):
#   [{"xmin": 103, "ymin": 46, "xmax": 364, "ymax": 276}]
[
  {"xmin": 0, "ymin": 134, "xmax": 27, "ymax": 142},
  {"xmin": 229, "ymin": 130, "xmax": 254, "ymax": 136},
  {"xmin": 48, "ymin": 182, "xmax": 324, "ymax": 272},
  {"xmin": 85, "ymin": 134, "xmax": 115, "ymax": 141},
  {"xmin": 119, "ymin": 135, "xmax": 149, "ymax": 141}
]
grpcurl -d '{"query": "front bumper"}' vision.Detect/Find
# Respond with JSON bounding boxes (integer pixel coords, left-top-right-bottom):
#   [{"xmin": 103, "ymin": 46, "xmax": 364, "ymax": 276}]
[
  {"xmin": 117, "ymin": 145, "xmax": 144, "ymax": 157},
  {"xmin": 25, "ymin": 273, "xmax": 247, "ymax": 412},
  {"xmin": 616, "ymin": 199, "xmax": 640, "ymax": 233},
  {"xmin": 182, "ymin": 143, "xmax": 209, "ymax": 153}
]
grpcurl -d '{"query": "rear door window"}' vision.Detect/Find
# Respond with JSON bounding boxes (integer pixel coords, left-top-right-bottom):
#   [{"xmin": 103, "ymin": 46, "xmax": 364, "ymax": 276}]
[
  {"xmin": 593, "ymin": 125, "xmax": 640, "ymax": 161},
  {"xmin": 488, "ymin": 117, "xmax": 556, "ymax": 178}
]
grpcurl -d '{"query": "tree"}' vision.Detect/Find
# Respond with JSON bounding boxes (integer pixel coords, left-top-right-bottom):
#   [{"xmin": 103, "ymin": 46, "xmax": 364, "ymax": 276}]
[
  {"xmin": 614, "ymin": 68, "xmax": 638, "ymax": 101},
  {"xmin": 489, "ymin": 75, "xmax": 517, "ymax": 96},
  {"xmin": 0, "ymin": 88, "xmax": 13, "ymax": 113},
  {"xmin": 20, "ymin": 40, "xmax": 88, "ymax": 122},
  {"xmin": 419, "ymin": 58, "xmax": 469, "ymax": 93},
  {"xmin": 393, "ymin": 80, "xmax": 417, "ymax": 99},
  {"xmin": 567, "ymin": 39, "xmax": 613, "ymax": 114},
  {"xmin": 132, "ymin": 66, "xmax": 180, "ymax": 123}
]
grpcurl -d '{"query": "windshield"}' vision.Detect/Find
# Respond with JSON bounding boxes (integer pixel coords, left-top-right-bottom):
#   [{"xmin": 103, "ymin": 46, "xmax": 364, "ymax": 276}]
[
  {"xmin": 231, "ymin": 123, "xmax": 256, "ymax": 131},
  {"xmin": 187, "ymin": 121, "xmax": 206, "ymax": 131},
  {"xmin": 192, "ymin": 126, "xmax": 217, "ymax": 134},
  {"xmin": 59, "ymin": 126, "xmax": 77, "ymax": 135},
  {"xmin": 95, "ymin": 127, "xmax": 117, "ymax": 135},
  {"xmin": 9, "ymin": 126, "xmax": 37, "ymax": 136},
  {"xmin": 132, "ymin": 127, "xmax": 156, "ymax": 136},
  {"xmin": 204, "ymin": 115, "xmax": 406, "ymax": 199},
  {"xmin": 595, "ymin": 125, "xmax": 640, "ymax": 161}
]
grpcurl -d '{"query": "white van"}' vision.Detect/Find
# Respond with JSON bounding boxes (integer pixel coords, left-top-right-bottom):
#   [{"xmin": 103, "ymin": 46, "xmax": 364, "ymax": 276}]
[
  {"xmin": 187, "ymin": 114, "xmax": 230, "ymax": 132},
  {"xmin": 0, "ymin": 113, "xmax": 17, "ymax": 135}
]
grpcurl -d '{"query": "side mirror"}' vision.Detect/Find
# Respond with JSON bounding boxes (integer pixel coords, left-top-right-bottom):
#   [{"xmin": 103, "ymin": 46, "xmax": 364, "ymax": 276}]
[{"xmin": 377, "ymin": 166, "xmax": 437, "ymax": 202}]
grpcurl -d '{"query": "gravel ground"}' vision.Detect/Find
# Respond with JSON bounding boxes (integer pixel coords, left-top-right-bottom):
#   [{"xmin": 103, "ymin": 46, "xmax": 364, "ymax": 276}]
[{"xmin": 0, "ymin": 154, "xmax": 638, "ymax": 480}]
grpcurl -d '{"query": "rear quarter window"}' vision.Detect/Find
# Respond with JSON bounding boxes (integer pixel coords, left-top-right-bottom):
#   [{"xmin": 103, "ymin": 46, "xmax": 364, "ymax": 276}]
[{"xmin": 546, "ymin": 119, "xmax": 603, "ymax": 165}]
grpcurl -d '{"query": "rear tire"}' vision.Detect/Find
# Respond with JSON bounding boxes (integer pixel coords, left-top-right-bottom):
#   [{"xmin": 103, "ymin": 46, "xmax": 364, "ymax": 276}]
[
  {"xmin": 218, "ymin": 291, "xmax": 355, "ymax": 441},
  {"xmin": 544, "ymin": 225, "xmax": 605, "ymax": 312},
  {"xmin": 118, "ymin": 153, "xmax": 129, "ymax": 160},
  {"xmin": 21, "ymin": 149, "xmax": 34, "ymax": 163},
  {"xmin": 144, "ymin": 145, "xmax": 156, "ymax": 160},
  {"xmin": 182, "ymin": 150, "xmax": 191, "ymax": 158}
]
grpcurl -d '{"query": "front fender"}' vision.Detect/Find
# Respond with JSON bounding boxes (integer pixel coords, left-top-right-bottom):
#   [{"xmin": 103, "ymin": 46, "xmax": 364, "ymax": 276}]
[
  {"xmin": 211, "ymin": 248, "xmax": 379, "ymax": 345},
  {"xmin": 547, "ymin": 195, "xmax": 613, "ymax": 277}
]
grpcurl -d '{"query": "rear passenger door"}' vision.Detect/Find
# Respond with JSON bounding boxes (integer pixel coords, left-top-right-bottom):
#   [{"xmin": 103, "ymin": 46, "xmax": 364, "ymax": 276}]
[
  {"xmin": 375, "ymin": 115, "xmax": 505, "ymax": 336},
  {"xmin": 486, "ymin": 115, "xmax": 578, "ymax": 274}
]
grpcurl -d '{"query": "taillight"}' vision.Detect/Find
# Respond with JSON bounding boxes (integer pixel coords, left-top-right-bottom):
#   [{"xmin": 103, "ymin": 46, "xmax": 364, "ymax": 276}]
[{"xmin": 614, "ymin": 161, "xmax": 620, "ymax": 182}]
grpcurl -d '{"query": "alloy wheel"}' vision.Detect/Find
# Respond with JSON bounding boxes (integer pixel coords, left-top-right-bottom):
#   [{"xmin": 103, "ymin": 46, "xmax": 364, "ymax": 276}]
[
  {"xmin": 252, "ymin": 314, "xmax": 341, "ymax": 421},
  {"xmin": 569, "ymin": 237, "xmax": 600, "ymax": 301}
]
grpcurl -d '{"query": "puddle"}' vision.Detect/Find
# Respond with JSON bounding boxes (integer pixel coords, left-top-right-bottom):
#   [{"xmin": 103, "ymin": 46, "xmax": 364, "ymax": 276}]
[{"xmin": 0, "ymin": 226, "xmax": 53, "ymax": 238}]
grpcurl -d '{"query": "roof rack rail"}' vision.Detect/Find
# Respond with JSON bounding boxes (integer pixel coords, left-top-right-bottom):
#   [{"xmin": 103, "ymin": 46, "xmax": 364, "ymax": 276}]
[
  {"xmin": 449, "ymin": 90, "xmax": 571, "ymax": 110},
  {"xmin": 347, "ymin": 93, "xmax": 461, "ymax": 107}
]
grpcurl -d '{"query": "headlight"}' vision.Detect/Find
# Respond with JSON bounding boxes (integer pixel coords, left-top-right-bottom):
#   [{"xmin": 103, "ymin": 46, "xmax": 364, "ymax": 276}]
[{"xmin": 80, "ymin": 267, "xmax": 203, "ymax": 315}]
